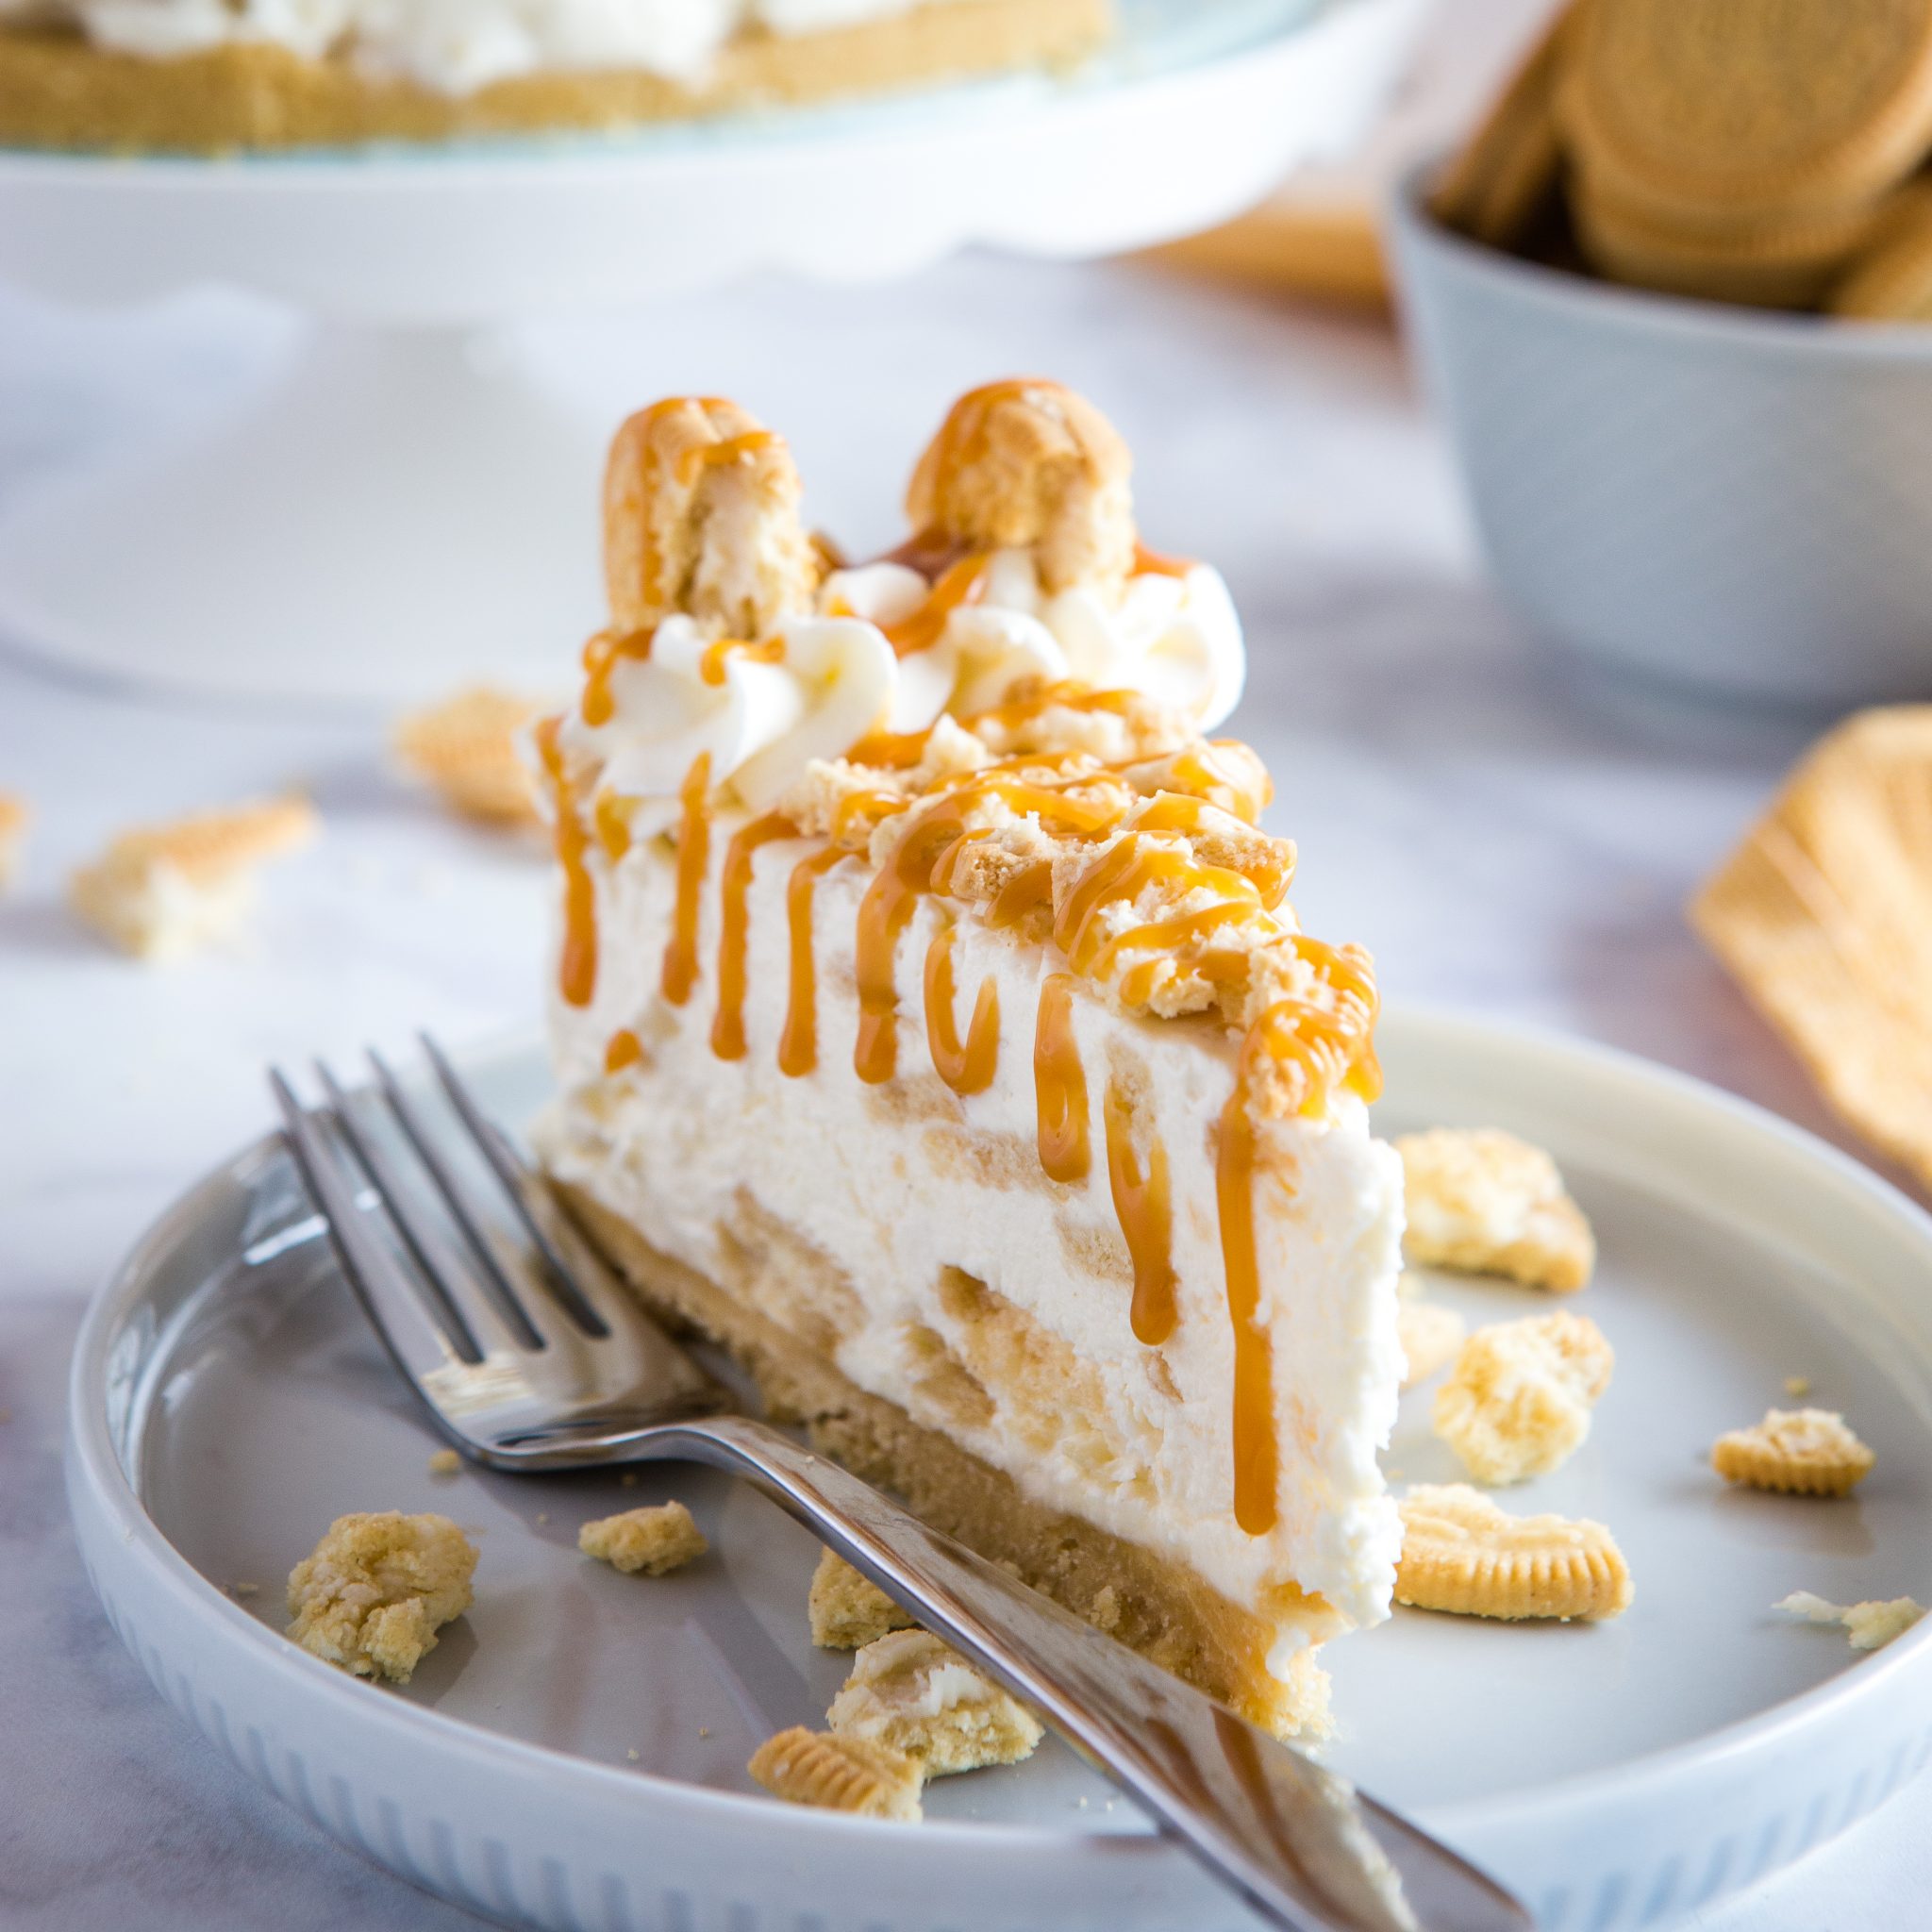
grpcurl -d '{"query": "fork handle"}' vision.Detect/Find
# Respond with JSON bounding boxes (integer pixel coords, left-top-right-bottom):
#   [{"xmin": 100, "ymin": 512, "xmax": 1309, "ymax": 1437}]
[{"xmin": 650, "ymin": 1414, "xmax": 1525, "ymax": 1932}]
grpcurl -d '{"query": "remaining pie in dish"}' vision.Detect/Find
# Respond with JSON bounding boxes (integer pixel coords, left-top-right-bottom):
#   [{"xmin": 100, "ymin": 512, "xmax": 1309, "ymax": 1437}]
[
  {"xmin": 0, "ymin": 0, "xmax": 1108, "ymax": 152},
  {"xmin": 531, "ymin": 379, "xmax": 1405, "ymax": 1738}
]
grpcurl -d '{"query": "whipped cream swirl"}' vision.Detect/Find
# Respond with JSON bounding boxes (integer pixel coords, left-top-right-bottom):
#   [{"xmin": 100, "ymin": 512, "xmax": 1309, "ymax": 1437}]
[
  {"xmin": 559, "ymin": 546, "xmax": 1247, "ymax": 819},
  {"xmin": 5, "ymin": 0, "xmax": 959, "ymax": 92}
]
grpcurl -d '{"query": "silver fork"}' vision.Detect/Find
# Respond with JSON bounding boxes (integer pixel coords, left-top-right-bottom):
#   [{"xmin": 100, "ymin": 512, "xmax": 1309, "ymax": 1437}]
[{"xmin": 269, "ymin": 1037, "xmax": 1531, "ymax": 1932}]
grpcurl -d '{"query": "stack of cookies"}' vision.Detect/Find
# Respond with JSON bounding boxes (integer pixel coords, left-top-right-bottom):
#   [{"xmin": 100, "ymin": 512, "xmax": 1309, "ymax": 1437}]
[{"xmin": 1433, "ymin": 0, "xmax": 1932, "ymax": 319}]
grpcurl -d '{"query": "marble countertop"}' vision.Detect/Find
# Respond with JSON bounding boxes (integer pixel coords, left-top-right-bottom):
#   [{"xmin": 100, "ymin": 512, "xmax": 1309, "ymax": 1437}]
[{"xmin": 2, "ymin": 254, "xmax": 1927, "ymax": 1930}]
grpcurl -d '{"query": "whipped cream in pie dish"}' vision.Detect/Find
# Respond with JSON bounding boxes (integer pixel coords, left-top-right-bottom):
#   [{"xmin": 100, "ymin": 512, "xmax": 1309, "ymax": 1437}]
[
  {"xmin": 0, "ymin": 0, "xmax": 982, "ymax": 91},
  {"xmin": 530, "ymin": 381, "xmax": 1404, "ymax": 1736}
]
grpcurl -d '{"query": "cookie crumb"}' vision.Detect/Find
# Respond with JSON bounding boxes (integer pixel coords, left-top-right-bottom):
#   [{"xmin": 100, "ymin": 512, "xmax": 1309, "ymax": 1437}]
[
  {"xmin": 827, "ymin": 1629, "xmax": 1041, "ymax": 1775},
  {"xmin": 1433, "ymin": 1310, "xmax": 1614, "ymax": 1484},
  {"xmin": 1714, "ymin": 1409, "xmax": 1874, "ymax": 1496},
  {"xmin": 1397, "ymin": 1127, "xmax": 1594, "ymax": 1291},
  {"xmin": 1776, "ymin": 1591, "xmax": 1925, "ymax": 1651},
  {"xmin": 808, "ymin": 1549, "xmax": 917, "ymax": 1649},
  {"xmin": 748, "ymin": 1726, "xmax": 923, "ymax": 1822},
  {"xmin": 1785, "ymin": 1375, "xmax": 1812, "ymax": 1399},
  {"xmin": 286, "ymin": 1511, "xmax": 476, "ymax": 1683},
  {"xmin": 1397, "ymin": 1485, "xmax": 1632, "ymax": 1621},
  {"xmin": 427, "ymin": 1448, "xmax": 461, "ymax": 1476},
  {"xmin": 70, "ymin": 796, "xmax": 318, "ymax": 962},
  {"xmin": 393, "ymin": 687, "xmax": 546, "ymax": 828},
  {"xmin": 579, "ymin": 1502, "xmax": 707, "ymax": 1575}
]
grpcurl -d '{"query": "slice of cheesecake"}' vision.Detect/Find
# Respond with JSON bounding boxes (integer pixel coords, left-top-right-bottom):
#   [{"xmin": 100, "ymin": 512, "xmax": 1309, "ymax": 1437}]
[{"xmin": 531, "ymin": 381, "xmax": 1404, "ymax": 1738}]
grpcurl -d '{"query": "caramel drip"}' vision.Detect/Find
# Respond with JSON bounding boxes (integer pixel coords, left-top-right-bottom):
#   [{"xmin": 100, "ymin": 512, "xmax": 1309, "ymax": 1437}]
[
  {"xmin": 779, "ymin": 845, "xmax": 845, "ymax": 1078},
  {"xmin": 1105, "ymin": 1079, "xmax": 1175, "ymax": 1346},
  {"xmin": 1133, "ymin": 541, "xmax": 1195, "ymax": 579},
  {"xmin": 963, "ymin": 680, "xmax": 1138, "ymax": 738},
  {"xmin": 987, "ymin": 861, "xmax": 1054, "ymax": 929},
  {"xmin": 924, "ymin": 923, "xmax": 1000, "ymax": 1097},
  {"xmin": 580, "ymin": 627, "xmax": 654, "ymax": 730},
  {"xmin": 1032, "ymin": 973, "xmax": 1091, "ymax": 1183},
  {"xmin": 833, "ymin": 788, "xmax": 911, "ymax": 848},
  {"xmin": 845, "ymin": 725, "xmax": 934, "ymax": 771},
  {"xmin": 1182, "ymin": 743, "xmax": 1270, "ymax": 824},
  {"xmin": 1086, "ymin": 901, "xmax": 1258, "ymax": 982},
  {"xmin": 1215, "ymin": 1075, "xmax": 1276, "ymax": 1537},
  {"xmin": 659, "ymin": 751, "xmax": 712, "ymax": 1007},
  {"xmin": 700, "ymin": 635, "xmax": 787, "ymax": 686},
  {"xmin": 710, "ymin": 812, "xmax": 797, "ymax": 1062},
  {"xmin": 1055, "ymin": 833, "xmax": 1261, "ymax": 974},
  {"xmin": 883, "ymin": 554, "xmax": 991, "ymax": 658},
  {"xmin": 593, "ymin": 790, "xmax": 634, "ymax": 863},
  {"xmin": 853, "ymin": 806, "xmax": 967, "ymax": 1084},
  {"xmin": 676, "ymin": 426, "xmax": 779, "ymax": 486},
  {"xmin": 604, "ymin": 1028, "xmax": 643, "ymax": 1074},
  {"xmin": 1214, "ymin": 936, "xmax": 1382, "ymax": 1537},
  {"xmin": 853, "ymin": 776, "xmax": 1123, "ymax": 1082},
  {"xmin": 536, "ymin": 716, "xmax": 597, "ymax": 1008}
]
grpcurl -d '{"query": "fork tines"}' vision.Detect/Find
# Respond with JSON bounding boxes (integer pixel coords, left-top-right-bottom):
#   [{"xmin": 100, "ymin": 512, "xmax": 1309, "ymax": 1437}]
[{"xmin": 269, "ymin": 1038, "xmax": 608, "ymax": 1380}]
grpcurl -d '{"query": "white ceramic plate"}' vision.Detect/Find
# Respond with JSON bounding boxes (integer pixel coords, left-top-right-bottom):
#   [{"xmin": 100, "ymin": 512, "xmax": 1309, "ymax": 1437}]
[{"xmin": 66, "ymin": 1008, "xmax": 1932, "ymax": 1932}]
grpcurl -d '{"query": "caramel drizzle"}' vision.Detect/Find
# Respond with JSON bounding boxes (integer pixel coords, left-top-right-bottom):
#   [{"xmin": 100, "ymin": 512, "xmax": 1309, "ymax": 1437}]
[
  {"xmin": 1215, "ymin": 937, "xmax": 1381, "ymax": 1536},
  {"xmin": 853, "ymin": 775, "xmax": 1121, "ymax": 1083},
  {"xmin": 700, "ymin": 635, "xmax": 786, "ymax": 686},
  {"xmin": 711, "ymin": 813, "xmax": 797, "ymax": 1061},
  {"xmin": 659, "ymin": 751, "xmax": 712, "ymax": 1007},
  {"xmin": 1054, "ymin": 832, "xmax": 1263, "ymax": 974},
  {"xmin": 987, "ymin": 861, "xmax": 1054, "ymax": 929},
  {"xmin": 779, "ymin": 845, "xmax": 846, "ymax": 1078},
  {"xmin": 604, "ymin": 1028, "xmax": 643, "ymax": 1074},
  {"xmin": 593, "ymin": 789, "xmax": 635, "ymax": 863},
  {"xmin": 924, "ymin": 923, "xmax": 1000, "ymax": 1097},
  {"xmin": 883, "ymin": 554, "xmax": 991, "ymax": 658},
  {"xmin": 1133, "ymin": 541, "xmax": 1195, "ymax": 579},
  {"xmin": 1032, "ymin": 973, "xmax": 1091, "ymax": 1183},
  {"xmin": 676, "ymin": 426, "xmax": 779, "ymax": 486},
  {"xmin": 580, "ymin": 627, "xmax": 654, "ymax": 730},
  {"xmin": 536, "ymin": 716, "xmax": 598, "ymax": 1008},
  {"xmin": 1105, "ymin": 1079, "xmax": 1175, "ymax": 1346}
]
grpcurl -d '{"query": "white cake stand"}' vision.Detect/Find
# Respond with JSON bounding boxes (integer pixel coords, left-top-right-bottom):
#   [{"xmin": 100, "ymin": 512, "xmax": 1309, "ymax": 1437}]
[{"xmin": 0, "ymin": 0, "xmax": 1422, "ymax": 705}]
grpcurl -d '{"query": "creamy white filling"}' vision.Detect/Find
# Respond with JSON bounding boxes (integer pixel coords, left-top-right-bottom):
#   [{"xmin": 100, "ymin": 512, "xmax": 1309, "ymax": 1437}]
[
  {"xmin": 5, "ymin": 0, "xmax": 968, "ymax": 91},
  {"xmin": 532, "ymin": 811, "xmax": 1406, "ymax": 1642},
  {"xmin": 557, "ymin": 545, "xmax": 1248, "ymax": 826}
]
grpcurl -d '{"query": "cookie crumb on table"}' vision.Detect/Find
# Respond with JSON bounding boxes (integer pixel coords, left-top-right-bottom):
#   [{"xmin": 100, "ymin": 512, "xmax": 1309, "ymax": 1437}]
[
  {"xmin": 69, "ymin": 796, "xmax": 318, "ymax": 962},
  {"xmin": 393, "ymin": 686, "xmax": 547, "ymax": 828}
]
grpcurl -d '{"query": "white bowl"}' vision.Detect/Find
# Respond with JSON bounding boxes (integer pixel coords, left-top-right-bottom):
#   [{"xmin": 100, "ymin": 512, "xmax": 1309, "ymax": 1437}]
[{"xmin": 1389, "ymin": 163, "xmax": 1932, "ymax": 709}]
